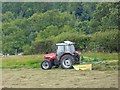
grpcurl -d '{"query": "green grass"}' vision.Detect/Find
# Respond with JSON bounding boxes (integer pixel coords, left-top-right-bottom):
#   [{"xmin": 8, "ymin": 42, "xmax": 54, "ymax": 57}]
[
  {"xmin": 2, "ymin": 55, "xmax": 44, "ymax": 69},
  {"xmin": 81, "ymin": 52, "xmax": 119, "ymax": 70},
  {"xmin": 1, "ymin": 52, "xmax": 119, "ymax": 70},
  {"xmin": 82, "ymin": 52, "xmax": 118, "ymax": 60}
]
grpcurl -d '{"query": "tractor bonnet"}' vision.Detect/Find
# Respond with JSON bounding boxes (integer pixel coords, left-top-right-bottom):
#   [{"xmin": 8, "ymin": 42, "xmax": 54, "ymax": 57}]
[{"xmin": 44, "ymin": 53, "xmax": 56, "ymax": 60}]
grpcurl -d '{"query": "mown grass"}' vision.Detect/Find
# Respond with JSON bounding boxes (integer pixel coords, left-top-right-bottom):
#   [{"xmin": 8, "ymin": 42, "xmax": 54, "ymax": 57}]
[
  {"xmin": 81, "ymin": 52, "xmax": 119, "ymax": 70},
  {"xmin": 1, "ymin": 52, "xmax": 119, "ymax": 70},
  {"xmin": 92, "ymin": 60, "xmax": 118, "ymax": 71}
]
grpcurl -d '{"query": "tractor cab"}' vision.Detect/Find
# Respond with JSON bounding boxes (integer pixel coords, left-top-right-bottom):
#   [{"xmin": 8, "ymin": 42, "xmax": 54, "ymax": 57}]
[{"xmin": 56, "ymin": 41, "xmax": 75, "ymax": 56}]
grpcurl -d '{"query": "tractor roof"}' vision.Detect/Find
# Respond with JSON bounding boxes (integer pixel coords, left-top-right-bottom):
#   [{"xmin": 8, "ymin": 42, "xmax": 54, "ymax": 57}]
[
  {"xmin": 56, "ymin": 41, "xmax": 74, "ymax": 46},
  {"xmin": 56, "ymin": 43, "xmax": 67, "ymax": 46}
]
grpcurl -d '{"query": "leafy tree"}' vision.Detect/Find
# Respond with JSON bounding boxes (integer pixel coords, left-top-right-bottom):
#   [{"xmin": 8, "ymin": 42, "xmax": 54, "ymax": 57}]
[
  {"xmin": 2, "ymin": 25, "xmax": 26, "ymax": 54},
  {"xmin": 89, "ymin": 3, "xmax": 118, "ymax": 33},
  {"xmin": 90, "ymin": 30, "xmax": 119, "ymax": 52},
  {"xmin": 22, "ymin": 44, "xmax": 32, "ymax": 55},
  {"xmin": 2, "ymin": 11, "xmax": 14, "ymax": 22},
  {"xmin": 2, "ymin": 2, "xmax": 119, "ymax": 54},
  {"xmin": 37, "ymin": 25, "xmax": 59, "ymax": 39}
]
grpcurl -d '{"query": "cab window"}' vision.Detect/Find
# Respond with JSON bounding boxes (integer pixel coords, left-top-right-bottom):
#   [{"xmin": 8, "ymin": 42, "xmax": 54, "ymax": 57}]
[{"xmin": 57, "ymin": 46, "xmax": 65, "ymax": 54}]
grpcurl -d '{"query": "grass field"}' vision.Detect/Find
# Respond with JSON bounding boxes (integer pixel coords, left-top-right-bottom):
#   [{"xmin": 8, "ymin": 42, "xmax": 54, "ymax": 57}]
[
  {"xmin": 1, "ymin": 52, "xmax": 119, "ymax": 88},
  {"xmin": 1, "ymin": 52, "xmax": 119, "ymax": 70},
  {"xmin": 2, "ymin": 55, "xmax": 43, "ymax": 69},
  {"xmin": 82, "ymin": 52, "xmax": 118, "ymax": 60},
  {"xmin": 2, "ymin": 69, "xmax": 118, "ymax": 88}
]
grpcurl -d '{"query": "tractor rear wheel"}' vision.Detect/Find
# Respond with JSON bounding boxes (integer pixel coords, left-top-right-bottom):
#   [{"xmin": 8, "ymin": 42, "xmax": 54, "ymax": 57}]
[
  {"xmin": 60, "ymin": 55, "xmax": 74, "ymax": 69},
  {"xmin": 41, "ymin": 60, "xmax": 52, "ymax": 70}
]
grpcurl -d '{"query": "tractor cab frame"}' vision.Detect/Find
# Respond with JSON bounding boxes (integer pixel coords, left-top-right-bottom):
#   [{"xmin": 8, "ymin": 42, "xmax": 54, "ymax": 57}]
[{"xmin": 56, "ymin": 41, "xmax": 75, "ymax": 60}]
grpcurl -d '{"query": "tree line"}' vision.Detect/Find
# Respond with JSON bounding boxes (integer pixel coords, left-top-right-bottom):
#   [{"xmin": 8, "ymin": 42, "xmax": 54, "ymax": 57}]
[{"xmin": 2, "ymin": 2, "xmax": 119, "ymax": 55}]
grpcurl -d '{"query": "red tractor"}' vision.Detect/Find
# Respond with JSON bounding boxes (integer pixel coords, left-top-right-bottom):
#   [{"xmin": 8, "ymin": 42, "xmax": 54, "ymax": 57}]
[{"xmin": 41, "ymin": 41, "xmax": 81, "ymax": 70}]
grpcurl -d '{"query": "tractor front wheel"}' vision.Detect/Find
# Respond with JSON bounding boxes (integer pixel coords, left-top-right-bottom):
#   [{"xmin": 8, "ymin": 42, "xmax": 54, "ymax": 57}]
[
  {"xmin": 60, "ymin": 55, "xmax": 74, "ymax": 69},
  {"xmin": 41, "ymin": 60, "xmax": 52, "ymax": 70}
]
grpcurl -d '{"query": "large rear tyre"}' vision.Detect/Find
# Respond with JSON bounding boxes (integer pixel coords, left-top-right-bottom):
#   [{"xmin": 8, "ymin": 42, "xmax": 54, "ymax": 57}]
[
  {"xmin": 60, "ymin": 55, "xmax": 74, "ymax": 69},
  {"xmin": 41, "ymin": 60, "xmax": 52, "ymax": 70}
]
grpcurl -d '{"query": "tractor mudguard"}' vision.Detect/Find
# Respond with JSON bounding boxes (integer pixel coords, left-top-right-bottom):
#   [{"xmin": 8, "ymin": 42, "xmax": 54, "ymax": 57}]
[{"xmin": 59, "ymin": 53, "xmax": 74, "ymax": 60}]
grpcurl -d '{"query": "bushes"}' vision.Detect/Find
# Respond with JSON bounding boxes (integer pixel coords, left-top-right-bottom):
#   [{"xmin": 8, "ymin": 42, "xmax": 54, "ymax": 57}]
[
  {"xmin": 31, "ymin": 32, "xmax": 91, "ymax": 54},
  {"xmin": 22, "ymin": 45, "xmax": 32, "ymax": 55},
  {"xmin": 32, "ymin": 39, "xmax": 55, "ymax": 54},
  {"xmin": 28, "ymin": 30, "xmax": 119, "ymax": 54},
  {"xmin": 89, "ymin": 30, "xmax": 119, "ymax": 52},
  {"xmin": 53, "ymin": 32, "xmax": 90, "ymax": 51}
]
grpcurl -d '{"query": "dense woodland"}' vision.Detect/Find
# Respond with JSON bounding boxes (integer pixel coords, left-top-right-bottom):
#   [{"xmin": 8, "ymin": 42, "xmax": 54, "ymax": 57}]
[{"xmin": 2, "ymin": 2, "xmax": 119, "ymax": 55}]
